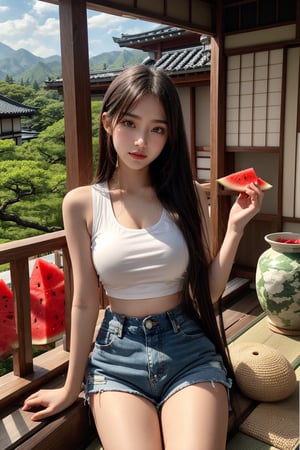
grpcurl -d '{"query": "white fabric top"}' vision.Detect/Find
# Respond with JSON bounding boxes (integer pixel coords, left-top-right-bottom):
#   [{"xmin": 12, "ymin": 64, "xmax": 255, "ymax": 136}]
[{"xmin": 91, "ymin": 182, "xmax": 189, "ymax": 300}]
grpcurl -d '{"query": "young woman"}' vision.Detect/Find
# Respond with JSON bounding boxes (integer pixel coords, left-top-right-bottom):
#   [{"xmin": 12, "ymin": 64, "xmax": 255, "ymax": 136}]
[{"xmin": 23, "ymin": 65, "xmax": 263, "ymax": 449}]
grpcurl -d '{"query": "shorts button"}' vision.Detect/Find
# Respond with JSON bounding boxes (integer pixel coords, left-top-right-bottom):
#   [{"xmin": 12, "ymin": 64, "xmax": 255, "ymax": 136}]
[{"xmin": 145, "ymin": 319, "xmax": 153, "ymax": 330}]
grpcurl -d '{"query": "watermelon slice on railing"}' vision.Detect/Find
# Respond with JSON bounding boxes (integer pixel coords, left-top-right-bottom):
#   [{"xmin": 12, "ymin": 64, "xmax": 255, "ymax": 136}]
[
  {"xmin": 30, "ymin": 258, "xmax": 65, "ymax": 345},
  {"xmin": 0, "ymin": 279, "xmax": 18, "ymax": 359},
  {"xmin": 217, "ymin": 167, "xmax": 272, "ymax": 192}
]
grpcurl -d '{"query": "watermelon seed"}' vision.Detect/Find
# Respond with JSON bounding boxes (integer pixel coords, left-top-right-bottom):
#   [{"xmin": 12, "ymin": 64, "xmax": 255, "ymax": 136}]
[{"xmin": 39, "ymin": 298, "xmax": 43, "ymax": 304}]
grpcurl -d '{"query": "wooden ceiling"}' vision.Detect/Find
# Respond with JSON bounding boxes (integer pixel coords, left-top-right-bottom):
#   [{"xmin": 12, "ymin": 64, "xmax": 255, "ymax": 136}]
[{"xmin": 39, "ymin": 0, "xmax": 216, "ymax": 34}]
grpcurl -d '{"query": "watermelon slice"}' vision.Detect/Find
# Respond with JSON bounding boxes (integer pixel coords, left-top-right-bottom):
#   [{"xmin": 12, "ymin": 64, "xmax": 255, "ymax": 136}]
[
  {"xmin": 276, "ymin": 238, "xmax": 300, "ymax": 244},
  {"xmin": 217, "ymin": 167, "xmax": 272, "ymax": 192},
  {"xmin": 0, "ymin": 279, "xmax": 18, "ymax": 359},
  {"xmin": 30, "ymin": 258, "xmax": 65, "ymax": 345}
]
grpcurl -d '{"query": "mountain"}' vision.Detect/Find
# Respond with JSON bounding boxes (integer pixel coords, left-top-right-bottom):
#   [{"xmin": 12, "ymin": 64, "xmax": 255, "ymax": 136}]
[
  {"xmin": 0, "ymin": 43, "xmax": 146, "ymax": 86},
  {"xmin": 0, "ymin": 42, "xmax": 16, "ymax": 59}
]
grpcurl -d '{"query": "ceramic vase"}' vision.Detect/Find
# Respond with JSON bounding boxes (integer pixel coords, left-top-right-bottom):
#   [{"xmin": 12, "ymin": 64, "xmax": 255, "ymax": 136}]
[{"xmin": 255, "ymin": 232, "xmax": 300, "ymax": 335}]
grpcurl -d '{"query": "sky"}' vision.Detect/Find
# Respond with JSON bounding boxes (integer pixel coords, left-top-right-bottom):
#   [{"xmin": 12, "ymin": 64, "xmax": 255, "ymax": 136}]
[{"xmin": 0, "ymin": 0, "xmax": 159, "ymax": 57}]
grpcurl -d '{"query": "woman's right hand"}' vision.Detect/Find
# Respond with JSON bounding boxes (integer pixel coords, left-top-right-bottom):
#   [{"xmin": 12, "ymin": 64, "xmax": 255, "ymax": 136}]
[{"xmin": 22, "ymin": 387, "xmax": 78, "ymax": 421}]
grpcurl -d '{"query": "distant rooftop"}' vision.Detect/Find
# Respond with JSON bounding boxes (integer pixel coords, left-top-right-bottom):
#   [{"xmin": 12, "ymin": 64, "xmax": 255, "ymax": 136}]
[
  {"xmin": 0, "ymin": 94, "xmax": 38, "ymax": 117},
  {"xmin": 154, "ymin": 41, "xmax": 210, "ymax": 74},
  {"xmin": 113, "ymin": 25, "xmax": 187, "ymax": 47},
  {"xmin": 45, "ymin": 26, "xmax": 211, "ymax": 91}
]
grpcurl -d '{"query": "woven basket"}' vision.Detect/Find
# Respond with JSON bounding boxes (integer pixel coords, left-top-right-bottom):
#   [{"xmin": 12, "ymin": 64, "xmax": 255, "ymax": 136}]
[{"xmin": 229, "ymin": 342, "xmax": 297, "ymax": 401}]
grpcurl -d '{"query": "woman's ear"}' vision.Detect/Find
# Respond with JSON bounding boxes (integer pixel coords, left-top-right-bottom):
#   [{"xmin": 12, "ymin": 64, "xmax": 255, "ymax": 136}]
[{"xmin": 102, "ymin": 112, "xmax": 112, "ymax": 134}]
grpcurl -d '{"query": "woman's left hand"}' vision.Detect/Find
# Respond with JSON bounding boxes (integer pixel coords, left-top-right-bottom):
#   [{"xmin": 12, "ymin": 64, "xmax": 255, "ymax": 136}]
[{"xmin": 228, "ymin": 183, "xmax": 264, "ymax": 234}]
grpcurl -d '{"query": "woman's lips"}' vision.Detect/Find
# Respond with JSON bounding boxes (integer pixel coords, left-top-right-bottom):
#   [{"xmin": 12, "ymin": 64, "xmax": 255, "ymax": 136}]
[{"xmin": 129, "ymin": 151, "xmax": 147, "ymax": 160}]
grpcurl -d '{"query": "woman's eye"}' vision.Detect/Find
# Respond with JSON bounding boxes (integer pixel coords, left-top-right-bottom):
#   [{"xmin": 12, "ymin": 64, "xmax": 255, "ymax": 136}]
[
  {"xmin": 122, "ymin": 120, "xmax": 134, "ymax": 128},
  {"xmin": 152, "ymin": 127, "xmax": 165, "ymax": 134}
]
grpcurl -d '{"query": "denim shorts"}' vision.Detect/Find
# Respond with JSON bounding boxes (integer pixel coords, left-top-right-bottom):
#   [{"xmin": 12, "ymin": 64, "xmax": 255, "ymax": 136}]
[{"xmin": 85, "ymin": 305, "xmax": 232, "ymax": 409}]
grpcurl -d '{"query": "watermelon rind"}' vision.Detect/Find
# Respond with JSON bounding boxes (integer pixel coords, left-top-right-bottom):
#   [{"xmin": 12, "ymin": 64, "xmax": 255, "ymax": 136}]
[{"xmin": 217, "ymin": 167, "xmax": 272, "ymax": 192}]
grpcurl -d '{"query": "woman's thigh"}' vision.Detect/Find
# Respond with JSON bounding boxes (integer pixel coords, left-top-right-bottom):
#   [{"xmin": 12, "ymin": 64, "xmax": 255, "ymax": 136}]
[
  {"xmin": 90, "ymin": 391, "xmax": 163, "ymax": 450},
  {"xmin": 161, "ymin": 382, "xmax": 229, "ymax": 450}
]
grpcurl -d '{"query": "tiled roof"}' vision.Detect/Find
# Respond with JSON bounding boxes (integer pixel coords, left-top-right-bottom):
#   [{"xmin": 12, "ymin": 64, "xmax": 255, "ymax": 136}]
[
  {"xmin": 113, "ymin": 26, "xmax": 186, "ymax": 47},
  {"xmin": 46, "ymin": 43, "xmax": 211, "ymax": 90},
  {"xmin": 45, "ymin": 30, "xmax": 211, "ymax": 89},
  {"xmin": 0, "ymin": 94, "xmax": 37, "ymax": 117},
  {"xmin": 154, "ymin": 44, "xmax": 210, "ymax": 74},
  {"xmin": 89, "ymin": 69, "xmax": 122, "ymax": 84}
]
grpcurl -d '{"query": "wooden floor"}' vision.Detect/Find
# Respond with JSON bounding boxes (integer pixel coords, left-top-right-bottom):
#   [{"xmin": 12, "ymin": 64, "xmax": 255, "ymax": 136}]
[{"xmin": 2, "ymin": 278, "xmax": 299, "ymax": 450}]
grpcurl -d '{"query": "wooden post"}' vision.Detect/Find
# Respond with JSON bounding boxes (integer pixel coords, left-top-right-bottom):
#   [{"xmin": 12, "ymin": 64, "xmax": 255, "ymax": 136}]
[
  {"xmin": 58, "ymin": 0, "xmax": 93, "ymax": 190},
  {"xmin": 11, "ymin": 259, "xmax": 33, "ymax": 377},
  {"xmin": 209, "ymin": 1, "xmax": 231, "ymax": 256}
]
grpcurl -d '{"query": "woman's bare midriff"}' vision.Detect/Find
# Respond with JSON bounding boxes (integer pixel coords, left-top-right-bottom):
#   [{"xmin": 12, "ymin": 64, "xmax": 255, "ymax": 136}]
[{"xmin": 109, "ymin": 291, "xmax": 183, "ymax": 317}]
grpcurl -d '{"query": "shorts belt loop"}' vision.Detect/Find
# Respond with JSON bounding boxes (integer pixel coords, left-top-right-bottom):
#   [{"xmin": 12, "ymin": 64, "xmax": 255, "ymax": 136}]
[
  {"xmin": 167, "ymin": 311, "xmax": 180, "ymax": 334},
  {"xmin": 115, "ymin": 314, "xmax": 126, "ymax": 338}
]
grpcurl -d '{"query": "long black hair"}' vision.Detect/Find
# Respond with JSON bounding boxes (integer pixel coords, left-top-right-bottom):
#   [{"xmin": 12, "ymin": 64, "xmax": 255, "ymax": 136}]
[{"xmin": 94, "ymin": 64, "xmax": 234, "ymax": 381}]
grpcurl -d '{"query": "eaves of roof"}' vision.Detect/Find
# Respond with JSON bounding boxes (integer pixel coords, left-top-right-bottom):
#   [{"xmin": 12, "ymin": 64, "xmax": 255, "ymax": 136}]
[
  {"xmin": 113, "ymin": 26, "xmax": 186, "ymax": 47},
  {"xmin": 0, "ymin": 94, "xmax": 38, "ymax": 117}
]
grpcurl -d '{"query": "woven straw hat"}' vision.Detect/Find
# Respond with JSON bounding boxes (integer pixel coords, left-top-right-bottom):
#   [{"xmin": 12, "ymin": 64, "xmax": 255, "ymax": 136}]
[{"xmin": 229, "ymin": 342, "xmax": 297, "ymax": 402}]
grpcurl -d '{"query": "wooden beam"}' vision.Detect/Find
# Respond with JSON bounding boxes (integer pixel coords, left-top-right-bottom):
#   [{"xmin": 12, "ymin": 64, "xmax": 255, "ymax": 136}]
[
  {"xmin": 40, "ymin": 0, "xmax": 215, "ymax": 35},
  {"xmin": 59, "ymin": 0, "xmax": 93, "ymax": 190},
  {"xmin": 209, "ymin": 1, "xmax": 231, "ymax": 256}
]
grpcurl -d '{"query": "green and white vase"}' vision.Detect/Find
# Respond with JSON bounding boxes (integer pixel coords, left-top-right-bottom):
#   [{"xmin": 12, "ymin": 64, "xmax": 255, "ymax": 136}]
[{"xmin": 256, "ymin": 232, "xmax": 300, "ymax": 335}]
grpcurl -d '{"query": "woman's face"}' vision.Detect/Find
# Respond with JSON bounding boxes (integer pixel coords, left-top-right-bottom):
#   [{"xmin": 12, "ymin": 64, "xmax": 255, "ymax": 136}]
[{"xmin": 102, "ymin": 94, "xmax": 168, "ymax": 171}]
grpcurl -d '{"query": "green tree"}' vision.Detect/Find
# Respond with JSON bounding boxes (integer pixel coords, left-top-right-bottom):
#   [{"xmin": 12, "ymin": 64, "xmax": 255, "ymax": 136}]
[
  {"xmin": 22, "ymin": 119, "xmax": 65, "ymax": 164},
  {"xmin": 0, "ymin": 140, "xmax": 65, "ymax": 242},
  {"xmin": 24, "ymin": 93, "xmax": 64, "ymax": 131},
  {"xmin": 0, "ymin": 89, "xmax": 102, "ymax": 242},
  {"xmin": 5, "ymin": 75, "xmax": 14, "ymax": 84},
  {"xmin": 32, "ymin": 80, "xmax": 39, "ymax": 91},
  {"xmin": 0, "ymin": 81, "xmax": 64, "ymax": 131}
]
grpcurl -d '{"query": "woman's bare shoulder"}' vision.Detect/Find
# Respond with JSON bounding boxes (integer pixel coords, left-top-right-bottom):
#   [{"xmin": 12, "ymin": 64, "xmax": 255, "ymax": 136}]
[
  {"xmin": 63, "ymin": 185, "xmax": 92, "ymax": 206},
  {"xmin": 62, "ymin": 185, "xmax": 93, "ymax": 219}
]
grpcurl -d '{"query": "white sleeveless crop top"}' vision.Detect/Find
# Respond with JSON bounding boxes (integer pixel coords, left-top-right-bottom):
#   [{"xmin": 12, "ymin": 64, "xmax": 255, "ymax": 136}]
[{"xmin": 91, "ymin": 182, "xmax": 189, "ymax": 300}]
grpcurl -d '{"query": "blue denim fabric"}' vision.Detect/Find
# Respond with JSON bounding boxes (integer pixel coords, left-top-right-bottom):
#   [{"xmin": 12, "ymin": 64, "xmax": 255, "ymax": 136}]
[{"xmin": 85, "ymin": 305, "xmax": 232, "ymax": 409}]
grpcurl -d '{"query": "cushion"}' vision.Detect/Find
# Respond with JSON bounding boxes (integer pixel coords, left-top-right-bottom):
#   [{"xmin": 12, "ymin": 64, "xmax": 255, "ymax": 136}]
[{"xmin": 229, "ymin": 342, "xmax": 297, "ymax": 401}]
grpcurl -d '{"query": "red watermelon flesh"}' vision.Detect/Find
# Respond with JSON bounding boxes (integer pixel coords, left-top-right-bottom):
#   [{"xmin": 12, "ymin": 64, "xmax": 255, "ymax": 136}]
[
  {"xmin": 30, "ymin": 258, "xmax": 65, "ymax": 345},
  {"xmin": 0, "ymin": 279, "xmax": 18, "ymax": 359},
  {"xmin": 217, "ymin": 167, "xmax": 272, "ymax": 192}
]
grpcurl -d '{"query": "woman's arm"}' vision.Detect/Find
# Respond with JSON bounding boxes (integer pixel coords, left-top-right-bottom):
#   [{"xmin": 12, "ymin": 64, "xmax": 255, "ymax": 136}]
[
  {"xmin": 23, "ymin": 186, "xmax": 100, "ymax": 420},
  {"xmin": 196, "ymin": 182, "xmax": 264, "ymax": 304}
]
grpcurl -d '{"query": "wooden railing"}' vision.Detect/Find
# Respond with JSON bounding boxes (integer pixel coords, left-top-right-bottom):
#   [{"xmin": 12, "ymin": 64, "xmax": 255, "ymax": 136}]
[{"xmin": 0, "ymin": 231, "xmax": 73, "ymax": 411}]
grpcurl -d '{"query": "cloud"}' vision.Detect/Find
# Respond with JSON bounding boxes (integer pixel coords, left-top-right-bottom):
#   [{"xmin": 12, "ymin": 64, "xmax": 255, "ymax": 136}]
[
  {"xmin": 0, "ymin": 12, "xmax": 60, "ymax": 56},
  {"xmin": 37, "ymin": 17, "xmax": 60, "ymax": 38},
  {"xmin": 32, "ymin": 0, "xmax": 58, "ymax": 16},
  {"xmin": 87, "ymin": 13, "xmax": 124, "ymax": 30},
  {"xmin": 0, "ymin": 2, "xmax": 157, "ymax": 58},
  {"xmin": 0, "ymin": 13, "xmax": 36, "ymax": 37}
]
